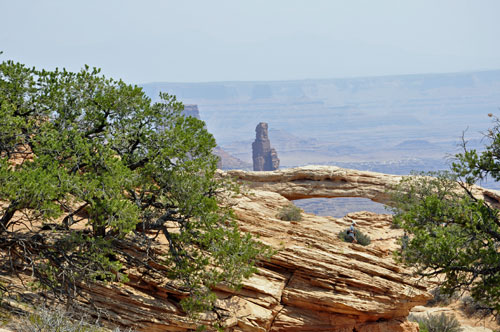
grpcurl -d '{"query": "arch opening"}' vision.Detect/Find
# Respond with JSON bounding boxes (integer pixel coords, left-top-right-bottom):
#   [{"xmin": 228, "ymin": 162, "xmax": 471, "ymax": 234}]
[{"xmin": 293, "ymin": 197, "xmax": 391, "ymax": 218}]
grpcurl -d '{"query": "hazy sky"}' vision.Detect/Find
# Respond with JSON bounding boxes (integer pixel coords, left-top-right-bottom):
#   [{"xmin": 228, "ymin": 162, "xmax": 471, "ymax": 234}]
[{"xmin": 1, "ymin": 0, "xmax": 500, "ymax": 83}]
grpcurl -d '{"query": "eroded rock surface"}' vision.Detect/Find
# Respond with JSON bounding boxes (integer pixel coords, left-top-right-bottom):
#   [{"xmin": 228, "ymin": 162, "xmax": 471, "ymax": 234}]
[
  {"xmin": 53, "ymin": 166, "xmax": 440, "ymax": 331},
  {"xmin": 225, "ymin": 188, "xmax": 427, "ymax": 332},
  {"xmin": 6, "ymin": 166, "xmax": 458, "ymax": 331},
  {"xmin": 226, "ymin": 165, "xmax": 500, "ymax": 208}
]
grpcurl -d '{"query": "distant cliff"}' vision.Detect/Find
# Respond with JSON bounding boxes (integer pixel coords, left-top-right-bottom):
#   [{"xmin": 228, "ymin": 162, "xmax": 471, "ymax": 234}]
[
  {"xmin": 252, "ymin": 122, "xmax": 279, "ymax": 171},
  {"xmin": 182, "ymin": 104, "xmax": 201, "ymax": 119},
  {"xmin": 213, "ymin": 146, "xmax": 252, "ymax": 170},
  {"xmin": 180, "ymin": 104, "xmax": 250, "ymax": 170},
  {"xmin": 141, "ymin": 70, "xmax": 500, "ymax": 166}
]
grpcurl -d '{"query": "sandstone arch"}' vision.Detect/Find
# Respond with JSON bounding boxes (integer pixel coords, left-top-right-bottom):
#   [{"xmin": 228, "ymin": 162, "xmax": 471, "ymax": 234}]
[
  {"xmin": 226, "ymin": 165, "xmax": 500, "ymax": 209},
  {"xmin": 14, "ymin": 166, "xmax": 499, "ymax": 331}
]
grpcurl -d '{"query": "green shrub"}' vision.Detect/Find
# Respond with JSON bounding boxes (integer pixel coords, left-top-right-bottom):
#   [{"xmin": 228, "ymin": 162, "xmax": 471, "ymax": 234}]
[
  {"xmin": 338, "ymin": 228, "xmax": 371, "ymax": 246},
  {"xmin": 17, "ymin": 306, "xmax": 134, "ymax": 332},
  {"xmin": 277, "ymin": 203, "xmax": 302, "ymax": 221},
  {"xmin": 0, "ymin": 61, "xmax": 270, "ymax": 316},
  {"xmin": 390, "ymin": 218, "xmax": 402, "ymax": 229},
  {"xmin": 460, "ymin": 295, "xmax": 499, "ymax": 323},
  {"xmin": 0, "ymin": 281, "xmax": 10, "ymax": 326},
  {"xmin": 461, "ymin": 295, "xmax": 486, "ymax": 316},
  {"xmin": 409, "ymin": 313, "xmax": 462, "ymax": 332}
]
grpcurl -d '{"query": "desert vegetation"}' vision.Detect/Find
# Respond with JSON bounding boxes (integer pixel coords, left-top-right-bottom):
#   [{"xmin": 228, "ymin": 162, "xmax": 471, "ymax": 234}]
[
  {"xmin": 16, "ymin": 306, "xmax": 133, "ymax": 332},
  {"xmin": 391, "ymin": 115, "xmax": 500, "ymax": 315},
  {"xmin": 426, "ymin": 287, "xmax": 459, "ymax": 307},
  {"xmin": 0, "ymin": 59, "xmax": 271, "ymax": 321},
  {"xmin": 277, "ymin": 203, "xmax": 302, "ymax": 221},
  {"xmin": 338, "ymin": 228, "xmax": 371, "ymax": 246},
  {"xmin": 408, "ymin": 313, "xmax": 462, "ymax": 332}
]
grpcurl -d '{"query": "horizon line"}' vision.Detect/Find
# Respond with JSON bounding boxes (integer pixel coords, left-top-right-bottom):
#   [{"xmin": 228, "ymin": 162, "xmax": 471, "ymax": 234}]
[{"xmin": 139, "ymin": 67, "xmax": 500, "ymax": 86}]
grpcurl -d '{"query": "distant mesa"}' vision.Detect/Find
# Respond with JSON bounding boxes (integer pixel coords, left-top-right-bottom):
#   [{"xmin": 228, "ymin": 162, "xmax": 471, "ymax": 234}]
[
  {"xmin": 252, "ymin": 122, "xmax": 280, "ymax": 171},
  {"xmin": 394, "ymin": 139, "xmax": 437, "ymax": 150},
  {"xmin": 251, "ymin": 84, "xmax": 273, "ymax": 99},
  {"xmin": 182, "ymin": 104, "xmax": 200, "ymax": 119}
]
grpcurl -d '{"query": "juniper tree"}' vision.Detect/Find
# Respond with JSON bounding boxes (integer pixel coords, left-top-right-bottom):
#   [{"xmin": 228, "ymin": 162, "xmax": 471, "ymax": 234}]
[
  {"xmin": 0, "ymin": 60, "xmax": 268, "ymax": 314},
  {"xmin": 391, "ymin": 115, "xmax": 500, "ymax": 314}
]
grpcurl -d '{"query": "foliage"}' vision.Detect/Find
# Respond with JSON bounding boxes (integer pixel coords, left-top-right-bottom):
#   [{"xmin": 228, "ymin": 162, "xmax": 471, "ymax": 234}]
[
  {"xmin": 338, "ymin": 228, "xmax": 371, "ymax": 246},
  {"xmin": 427, "ymin": 286, "xmax": 459, "ymax": 307},
  {"xmin": 389, "ymin": 220, "xmax": 402, "ymax": 229},
  {"xmin": 0, "ymin": 280, "xmax": 11, "ymax": 324},
  {"xmin": 0, "ymin": 59, "xmax": 271, "ymax": 315},
  {"xmin": 408, "ymin": 313, "xmax": 463, "ymax": 332},
  {"xmin": 461, "ymin": 295, "xmax": 500, "ymax": 323},
  {"xmin": 17, "ymin": 306, "xmax": 134, "ymax": 332},
  {"xmin": 461, "ymin": 295, "xmax": 487, "ymax": 316},
  {"xmin": 390, "ymin": 116, "xmax": 500, "ymax": 315},
  {"xmin": 277, "ymin": 203, "xmax": 302, "ymax": 221}
]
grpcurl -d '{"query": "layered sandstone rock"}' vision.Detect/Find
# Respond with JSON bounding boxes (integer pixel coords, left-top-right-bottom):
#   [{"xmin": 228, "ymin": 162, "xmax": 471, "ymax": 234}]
[
  {"xmin": 45, "ymin": 166, "xmax": 438, "ymax": 332},
  {"xmin": 226, "ymin": 165, "xmax": 500, "ymax": 208},
  {"xmin": 224, "ymin": 188, "xmax": 428, "ymax": 332},
  {"xmin": 47, "ymin": 187, "xmax": 427, "ymax": 332},
  {"xmin": 227, "ymin": 165, "xmax": 401, "ymax": 203},
  {"xmin": 7, "ymin": 166, "xmax": 463, "ymax": 331},
  {"xmin": 252, "ymin": 123, "xmax": 280, "ymax": 171}
]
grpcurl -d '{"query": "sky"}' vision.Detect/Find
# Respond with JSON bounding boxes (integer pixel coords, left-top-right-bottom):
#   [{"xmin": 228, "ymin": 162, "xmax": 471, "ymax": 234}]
[{"xmin": 1, "ymin": 0, "xmax": 500, "ymax": 84}]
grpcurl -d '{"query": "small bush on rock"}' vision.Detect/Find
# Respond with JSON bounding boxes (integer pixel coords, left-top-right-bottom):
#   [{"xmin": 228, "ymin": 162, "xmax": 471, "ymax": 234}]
[
  {"xmin": 409, "ymin": 313, "xmax": 462, "ymax": 332},
  {"xmin": 338, "ymin": 229, "xmax": 371, "ymax": 246},
  {"xmin": 277, "ymin": 203, "xmax": 302, "ymax": 221},
  {"xmin": 17, "ymin": 306, "xmax": 134, "ymax": 332}
]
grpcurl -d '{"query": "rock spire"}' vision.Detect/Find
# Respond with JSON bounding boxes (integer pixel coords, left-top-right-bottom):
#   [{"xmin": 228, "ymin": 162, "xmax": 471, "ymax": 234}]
[{"xmin": 252, "ymin": 122, "xmax": 279, "ymax": 171}]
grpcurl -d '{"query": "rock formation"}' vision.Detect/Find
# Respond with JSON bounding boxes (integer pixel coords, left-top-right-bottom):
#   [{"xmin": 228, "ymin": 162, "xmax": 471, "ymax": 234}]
[
  {"xmin": 225, "ymin": 165, "xmax": 500, "ymax": 209},
  {"xmin": 45, "ymin": 172, "xmax": 427, "ymax": 331},
  {"xmin": 21, "ymin": 166, "xmax": 449, "ymax": 331},
  {"xmin": 6, "ymin": 165, "xmax": 500, "ymax": 331},
  {"xmin": 252, "ymin": 123, "xmax": 280, "ymax": 171},
  {"xmin": 18, "ymin": 166, "xmax": 500, "ymax": 331}
]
